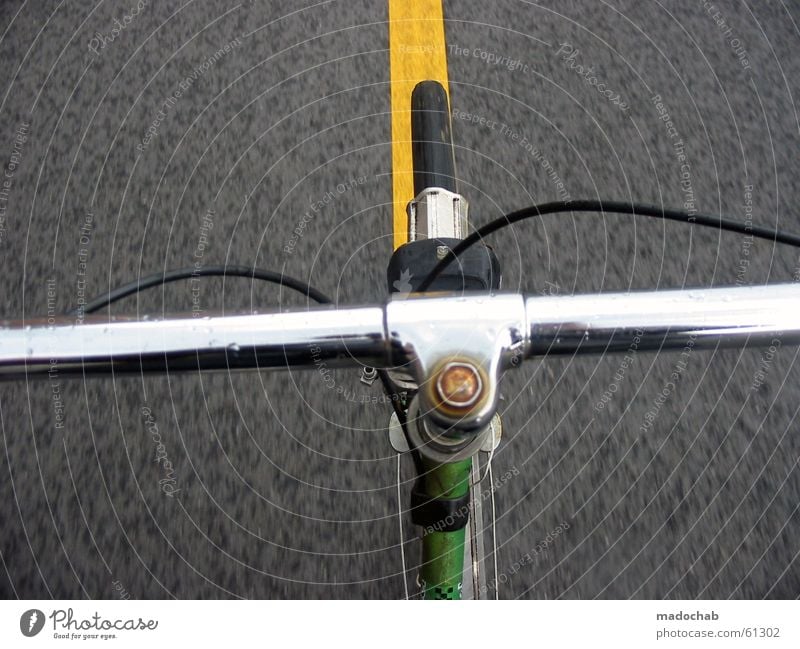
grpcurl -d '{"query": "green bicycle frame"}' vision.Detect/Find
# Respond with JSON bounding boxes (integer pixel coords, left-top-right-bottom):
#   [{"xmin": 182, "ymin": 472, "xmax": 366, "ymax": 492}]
[{"xmin": 418, "ymin": 459, "xmax": 472, "ymax": 600}]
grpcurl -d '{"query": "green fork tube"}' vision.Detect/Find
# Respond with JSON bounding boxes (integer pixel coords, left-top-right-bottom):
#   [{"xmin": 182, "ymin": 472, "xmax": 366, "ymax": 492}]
[{"xmin": 419, "ymin": 458, "xmax": 472, "ymax": 600}]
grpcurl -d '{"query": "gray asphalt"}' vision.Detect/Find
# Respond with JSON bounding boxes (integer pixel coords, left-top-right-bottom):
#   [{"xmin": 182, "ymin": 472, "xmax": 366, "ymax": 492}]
[{"xmin": 0, "ymin": 0, "xmax": 798, "ymax": 599}]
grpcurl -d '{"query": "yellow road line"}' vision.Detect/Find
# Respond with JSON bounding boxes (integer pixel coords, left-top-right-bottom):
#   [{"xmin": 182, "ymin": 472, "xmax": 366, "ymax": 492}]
[{"xmin": 389, "ymin": 0, "xmax": 450, "ymax": 250}]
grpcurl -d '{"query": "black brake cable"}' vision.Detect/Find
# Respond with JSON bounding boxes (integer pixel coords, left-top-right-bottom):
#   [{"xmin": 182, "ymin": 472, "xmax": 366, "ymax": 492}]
[
  {"xmin": 72, "ymin": 264, "xmax": 330, "ymax": 315},
  {"xmin": 75, "ymin": 200, "xmax": 794, "ymax": 470},
  {"xmin": 71, "ymin": 263, "xmax": 424, "ymax": 474},
  {"xmin": 417, "ymin": 199, "xmax": 800, "ymax": 292}
]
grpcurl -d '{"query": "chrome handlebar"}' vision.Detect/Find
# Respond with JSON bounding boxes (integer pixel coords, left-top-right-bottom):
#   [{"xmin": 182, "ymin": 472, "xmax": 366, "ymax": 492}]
[{"xmin": 1, "ymin": 283, "xmax": 798, "ymax": 429}]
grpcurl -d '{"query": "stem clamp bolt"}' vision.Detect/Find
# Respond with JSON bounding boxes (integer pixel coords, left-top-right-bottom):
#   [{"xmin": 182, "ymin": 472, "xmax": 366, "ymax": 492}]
[{"xmin": 434, "ymin": 361, "xmax": 483, "ymax": 409}]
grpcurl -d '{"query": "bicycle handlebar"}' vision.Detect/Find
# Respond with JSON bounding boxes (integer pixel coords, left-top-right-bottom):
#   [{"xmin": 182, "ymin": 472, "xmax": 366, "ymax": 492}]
[{"xmin": 1, "ymin": 283, "xmax": 798, "ymax": 428}]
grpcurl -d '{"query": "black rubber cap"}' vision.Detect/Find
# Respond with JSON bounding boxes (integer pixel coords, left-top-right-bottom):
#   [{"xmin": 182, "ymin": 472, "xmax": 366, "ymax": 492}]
[{"xmin": 411, "ymin": 80, "xmax": 457, "ymax": 195}]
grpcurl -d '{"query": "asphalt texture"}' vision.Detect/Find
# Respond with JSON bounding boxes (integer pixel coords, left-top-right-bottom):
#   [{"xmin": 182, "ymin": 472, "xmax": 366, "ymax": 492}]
[{"xmin": 0, "ymin": 0, "xmax": 799, "ymax": 599}]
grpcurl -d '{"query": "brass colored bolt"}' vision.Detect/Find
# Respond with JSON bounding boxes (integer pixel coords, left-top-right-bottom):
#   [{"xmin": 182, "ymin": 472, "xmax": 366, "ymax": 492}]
[{"xmin": 435, "ymin": 361, "xmax": 483, "ymax": 409}]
